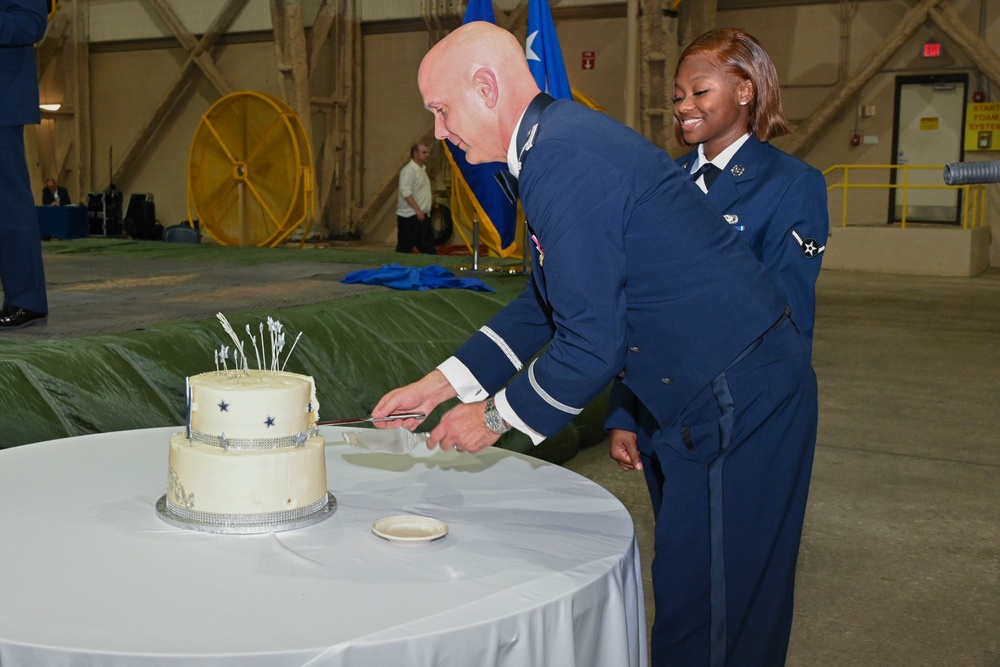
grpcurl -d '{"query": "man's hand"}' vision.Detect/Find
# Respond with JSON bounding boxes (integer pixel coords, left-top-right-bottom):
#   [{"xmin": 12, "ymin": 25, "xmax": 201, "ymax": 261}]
[
  {"xmin": 372, "ymin": 369, "xmax": 456, "ymax": 432},
  {"xmin": 609, "ymin": 429, "xmax": 642, "ymax": 471},
  {"xmin": 427, "ymin": 401, "xmax": 500, "ymax": 453}
]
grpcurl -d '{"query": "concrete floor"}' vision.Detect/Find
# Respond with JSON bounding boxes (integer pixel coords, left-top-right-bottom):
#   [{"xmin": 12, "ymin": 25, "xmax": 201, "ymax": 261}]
[{"xmin": 563, "ymin": 267, "xmax": 1000, "ymax": 666}]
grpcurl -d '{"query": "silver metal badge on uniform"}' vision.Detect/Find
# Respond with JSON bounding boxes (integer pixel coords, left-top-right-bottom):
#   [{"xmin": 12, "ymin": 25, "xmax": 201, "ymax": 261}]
[
  {"xmin": 791, "ymin": 229, "xmax": 825, "ymax": 258},
  {"xmin": 730, "ymin": 164, "xmax": 745, "ymax": 177},
  {"xmin": 523, "ymin": 124, "xmax": 538, "ymax": 153},
  {"xmin": 518, "ymin": 123, "xmax": 539, "ymax": 171}
]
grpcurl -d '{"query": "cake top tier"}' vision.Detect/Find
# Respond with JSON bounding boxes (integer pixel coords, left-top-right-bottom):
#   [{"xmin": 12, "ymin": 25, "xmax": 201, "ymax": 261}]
[{"xmin": 187, "ymin": 369, "xmax": 319, "ymax": 445}]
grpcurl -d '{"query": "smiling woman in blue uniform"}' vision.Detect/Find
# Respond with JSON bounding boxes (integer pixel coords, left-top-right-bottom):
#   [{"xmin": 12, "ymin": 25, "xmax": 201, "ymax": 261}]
[
  {"xmin": 673, "ymin": 28, "xmax": 829, "ymax": 354},
  {"xmin": 608, "ymin": 28, "xmax": 826, "ymax": 665},
  {"xmin": 371, "ymin": 22, "xmax": 817, "ymax": 667}
]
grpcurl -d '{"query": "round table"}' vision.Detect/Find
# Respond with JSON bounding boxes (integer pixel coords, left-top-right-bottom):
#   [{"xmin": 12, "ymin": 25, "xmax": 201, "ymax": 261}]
[{"xmin": 0, "ymin": 426, "xmax": 647, "ymax": 667}]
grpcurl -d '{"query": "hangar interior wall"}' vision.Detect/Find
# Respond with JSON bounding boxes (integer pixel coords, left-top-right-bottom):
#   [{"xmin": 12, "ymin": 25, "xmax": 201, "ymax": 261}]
[{"xmin": 66, "ymin": 1, "xmax": 1000, "ymax": 264}]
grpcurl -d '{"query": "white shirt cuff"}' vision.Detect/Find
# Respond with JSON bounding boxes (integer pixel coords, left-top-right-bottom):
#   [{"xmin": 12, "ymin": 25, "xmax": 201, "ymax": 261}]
[
  {"xmin": 495, "ymin": 389, "xmax": 547, "ymax": 446},
  {"xmin": 437, "ymin": 357, "xmax": 488, "ymax": 402},
  {"xmin": 436, "ymin": 358, "xmax": 547, "ymax": 446}
]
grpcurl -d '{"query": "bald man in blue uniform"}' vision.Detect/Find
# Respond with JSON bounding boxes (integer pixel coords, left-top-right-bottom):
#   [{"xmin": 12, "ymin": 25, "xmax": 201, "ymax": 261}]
[
  {"xmin": 0, "ymin": 0, "xmax": 48, "ymax": 330},
  {"xmin": 373, "ymin": 22, "xmax": 817, "ymax": 667}
]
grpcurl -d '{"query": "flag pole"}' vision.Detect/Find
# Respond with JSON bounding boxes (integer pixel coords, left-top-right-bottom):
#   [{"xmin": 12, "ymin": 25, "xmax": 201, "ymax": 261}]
[{"xmin": 471, "ymin": 217, "xmax": 481, "ymax": 272}]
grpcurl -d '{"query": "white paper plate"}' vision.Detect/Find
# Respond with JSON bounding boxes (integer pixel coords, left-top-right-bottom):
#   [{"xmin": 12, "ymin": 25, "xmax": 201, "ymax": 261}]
[{"xmin": 371, "ymin": 515, "xmax": 448, "ymax": 544}]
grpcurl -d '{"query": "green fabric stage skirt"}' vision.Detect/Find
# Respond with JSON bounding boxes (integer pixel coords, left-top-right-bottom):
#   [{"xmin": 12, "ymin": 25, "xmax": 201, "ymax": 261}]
[{"xmin": 0, "ymin": 240, "xmax": 609, "ymax": 462}]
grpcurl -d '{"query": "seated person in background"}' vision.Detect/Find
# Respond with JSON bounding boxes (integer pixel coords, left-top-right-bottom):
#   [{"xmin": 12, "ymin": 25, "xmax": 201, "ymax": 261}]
[{"xmin": 42, "ymin": 178, "xmax": 71, "ymax": 206}]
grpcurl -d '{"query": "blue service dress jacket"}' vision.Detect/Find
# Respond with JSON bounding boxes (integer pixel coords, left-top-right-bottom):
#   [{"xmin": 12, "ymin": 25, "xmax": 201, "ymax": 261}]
[
  {"xmin": 450, "ymin": 97, "xmax": 789, "ymax": 439},
  {"xmin": 0, "ymin": 0, "xmax": 48, "ymax": 316},
  {"xmin": 678, "ymin": 139, "xmax": 829, "ymax": 357},
  {"xmin": 0, "ymin": 0, "xmax": 46, "ymax": 127}
]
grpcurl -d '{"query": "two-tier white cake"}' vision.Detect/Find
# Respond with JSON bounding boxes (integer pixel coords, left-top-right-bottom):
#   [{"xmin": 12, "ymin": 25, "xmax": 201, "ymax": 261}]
[{"xmin": 157, "ymin": 315, "xmax": 334, "ymax": 533}]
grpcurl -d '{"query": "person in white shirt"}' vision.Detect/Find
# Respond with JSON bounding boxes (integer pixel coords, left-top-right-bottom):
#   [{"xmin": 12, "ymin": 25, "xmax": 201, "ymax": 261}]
[{"xmin": 395, "ymin": 143, "xmax": 437, "ymax": 254}]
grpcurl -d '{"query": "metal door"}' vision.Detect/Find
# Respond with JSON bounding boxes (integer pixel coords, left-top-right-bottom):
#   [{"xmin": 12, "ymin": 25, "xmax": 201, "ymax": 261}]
[{"xmin": 889, "ymin": 74, "xmax": 967, "ymax": 223}]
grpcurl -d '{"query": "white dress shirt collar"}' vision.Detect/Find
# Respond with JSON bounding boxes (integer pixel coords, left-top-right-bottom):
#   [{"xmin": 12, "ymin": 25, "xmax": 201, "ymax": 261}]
[
  {"xmin": 506, "ymin": 107, "xmax": 528, "ymax": 179},
  {"xmin": 694, "ymin": 132, "xmax": 751, "ymax": 173}
]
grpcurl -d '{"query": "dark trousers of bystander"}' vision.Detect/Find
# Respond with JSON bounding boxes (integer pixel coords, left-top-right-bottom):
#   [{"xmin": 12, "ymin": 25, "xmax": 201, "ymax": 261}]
[{"xmin": 395, "ymin": 214, "xmax": 437, "ymax": 254}]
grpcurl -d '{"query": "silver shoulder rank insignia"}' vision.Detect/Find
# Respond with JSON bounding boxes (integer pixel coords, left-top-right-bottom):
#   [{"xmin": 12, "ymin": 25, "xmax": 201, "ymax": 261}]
[
  {"xmin": 724, "ymin": 214, "xmax": 739, "ymax": 225},
  {"xmin": 791, "ymin": 229, "xmax": 825, "ymax": 258},
  {"xmin": 516, "ymin": 123, "xmax": 539, "ymax": 172},
  {"xmin": 523, "ymin": 123, "xmax": 538, "ymax": 153},
  {"xmin": 730, "ymin": 164, "xmax": 745, "ymax": 177}
]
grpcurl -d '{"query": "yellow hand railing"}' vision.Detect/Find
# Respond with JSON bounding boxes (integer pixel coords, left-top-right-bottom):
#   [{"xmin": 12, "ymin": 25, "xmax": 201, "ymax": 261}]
[{"xmin": 822, "ymin": 164, "xmax": 987, "ymax": 229}]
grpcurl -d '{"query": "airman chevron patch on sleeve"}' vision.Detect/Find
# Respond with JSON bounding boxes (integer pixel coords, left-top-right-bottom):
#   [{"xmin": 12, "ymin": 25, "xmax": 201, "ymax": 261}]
[{"xmin": 791, "ymin": 229, "xmax": 825, "ymax": 258}]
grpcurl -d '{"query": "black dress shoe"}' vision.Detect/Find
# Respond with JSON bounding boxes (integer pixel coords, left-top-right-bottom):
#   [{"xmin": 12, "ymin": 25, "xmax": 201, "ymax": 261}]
[{"xmin": 0, "ymin": 307, "xmax": 47, "ymax": 329}]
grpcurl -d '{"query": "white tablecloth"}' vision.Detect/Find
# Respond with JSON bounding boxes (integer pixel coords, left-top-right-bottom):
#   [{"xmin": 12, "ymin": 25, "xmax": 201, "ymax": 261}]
[{"xmin": 0, "ymin": 426, "xmax": 647, "ymax": 667}]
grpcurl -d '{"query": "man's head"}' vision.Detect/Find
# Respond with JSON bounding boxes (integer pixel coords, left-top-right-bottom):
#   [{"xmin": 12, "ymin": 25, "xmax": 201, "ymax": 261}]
[
  {"xmin": 418, "ymin": 22, "xmax": 541, "ymax": 164},
  {"xmin": 45, "ymin": 179, "xmax": 56, "ymax": 191},
  {"xmin": 410, "ymin": 143, "xmax": 431, "ymax": 166}
]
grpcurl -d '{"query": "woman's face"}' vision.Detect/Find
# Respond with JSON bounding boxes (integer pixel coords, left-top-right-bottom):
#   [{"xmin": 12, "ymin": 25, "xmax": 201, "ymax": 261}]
[{"xmin": 673, "ymin": 53, "xmax": 753, "ymax": 159}]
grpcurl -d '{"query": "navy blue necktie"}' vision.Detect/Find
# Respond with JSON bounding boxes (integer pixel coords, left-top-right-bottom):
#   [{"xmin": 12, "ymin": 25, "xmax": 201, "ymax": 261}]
[{"xmin": 693, "ymin": 163, "xmax": 721, "ymax": 191}]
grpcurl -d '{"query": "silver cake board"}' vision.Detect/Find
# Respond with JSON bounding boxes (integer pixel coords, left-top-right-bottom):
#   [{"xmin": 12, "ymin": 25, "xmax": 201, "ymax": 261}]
[{"xmin": 155, "ymin": 492, "xmax": 337, "ymax": 534}]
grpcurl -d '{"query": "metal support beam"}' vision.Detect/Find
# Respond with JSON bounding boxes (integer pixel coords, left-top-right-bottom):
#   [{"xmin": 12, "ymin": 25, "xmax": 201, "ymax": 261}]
[
  {"xmin": 144, "ymin": 0, "xmax": 235, "ymax": 96},
  {"xmin": 270, "ymin": 0, "xmax": 313, "ymax": 137},
  {"xmin": 780, "ymin": 0, "xmax": 938, "ymax": 156},
  {"xmin": 930, "ymin": 2, "xmax": 1000, "ymax": 93},
  {"xmin": 110, "ymin": 0, "xmax": 248, "ymax": 189}
]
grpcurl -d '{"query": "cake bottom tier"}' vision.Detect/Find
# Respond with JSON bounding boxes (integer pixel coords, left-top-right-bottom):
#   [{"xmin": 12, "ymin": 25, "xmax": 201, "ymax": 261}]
[{"xmin": 167, "ymin": 432, "xmax": 328, "ymax": 515}]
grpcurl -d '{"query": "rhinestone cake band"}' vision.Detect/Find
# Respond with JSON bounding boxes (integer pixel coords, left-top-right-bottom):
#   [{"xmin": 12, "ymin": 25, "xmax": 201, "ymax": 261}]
[
  {"xmin": 157, "ymin": 492, "xmax": 337, "ymax": 534},
  {"xmin": 188, "ymin": 427, "xmax": 319, "ymax": 450}
]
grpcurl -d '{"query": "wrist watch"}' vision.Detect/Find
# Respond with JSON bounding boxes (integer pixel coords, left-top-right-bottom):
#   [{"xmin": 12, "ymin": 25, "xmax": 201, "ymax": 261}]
[{"xmin": 484, "ymin": 397, "xmax": 511, "ymax": 435}]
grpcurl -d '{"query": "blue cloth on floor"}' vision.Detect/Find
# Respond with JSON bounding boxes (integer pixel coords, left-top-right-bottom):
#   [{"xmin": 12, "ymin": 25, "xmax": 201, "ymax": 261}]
[{"xmin": 341, "ymin": 263, "xmax": 495, "ymax": 292}]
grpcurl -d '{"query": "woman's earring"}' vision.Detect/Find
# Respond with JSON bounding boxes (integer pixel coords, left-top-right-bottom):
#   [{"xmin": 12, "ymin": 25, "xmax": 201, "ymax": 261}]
[{"xmin": 740, "ymin": 100, "xmax": 748, "ymax": 106}]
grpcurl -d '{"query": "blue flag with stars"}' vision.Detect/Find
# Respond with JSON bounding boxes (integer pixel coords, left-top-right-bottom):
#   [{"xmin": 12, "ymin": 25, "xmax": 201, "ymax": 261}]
[
  {"xmin": 463, "ymin": 0, "xmax": 495, "ymax": 23},
  {"xmin": 444, "ymin": 1, "xmax": 519, "ymax": 251},
  {"xmin": 526, "ymin": 0, "xmax": 572, "ymax": 100}
]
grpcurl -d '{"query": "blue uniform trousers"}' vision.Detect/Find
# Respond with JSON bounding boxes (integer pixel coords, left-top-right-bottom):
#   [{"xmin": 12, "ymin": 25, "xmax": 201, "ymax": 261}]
[
  {"xmin": 638, "ymin": 318, "xmax": 817, "ymax": 667},
  {"xmin": 0, "ymin": 125, "xmax": 47, "ymax": 313}
]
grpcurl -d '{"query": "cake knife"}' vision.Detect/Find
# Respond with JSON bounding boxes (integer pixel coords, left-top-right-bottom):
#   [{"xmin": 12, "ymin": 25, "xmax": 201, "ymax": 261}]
[
  {"xmin": 317, "ymin": 413, "xmax": 425, "ymax": 427},
  {"xmin": 342, "ymin": 428, "xmax": 429, "ymax": 455}
]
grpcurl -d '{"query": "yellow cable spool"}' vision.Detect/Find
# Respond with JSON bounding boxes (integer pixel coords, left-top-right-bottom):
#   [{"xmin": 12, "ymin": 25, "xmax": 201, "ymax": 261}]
[{"xmin": 187, "ymin": 91, "xmax": 315, "ymax": 247}]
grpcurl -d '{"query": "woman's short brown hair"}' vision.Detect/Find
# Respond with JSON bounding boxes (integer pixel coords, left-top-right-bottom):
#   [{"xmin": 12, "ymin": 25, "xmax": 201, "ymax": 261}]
[{"xmin": 673, "ymin": 28, "xmax": 791, "ymax": 145}]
